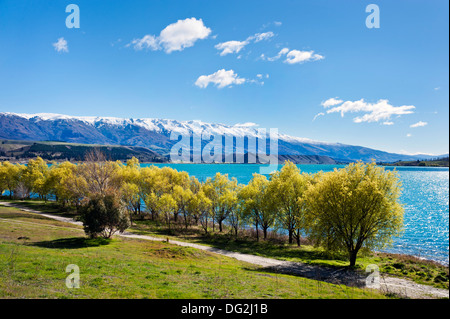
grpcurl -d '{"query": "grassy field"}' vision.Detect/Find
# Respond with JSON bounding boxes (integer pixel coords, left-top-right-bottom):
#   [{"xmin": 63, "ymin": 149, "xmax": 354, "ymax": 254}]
[
  {"xmin": 0, "ymin": 205, "xmax": 388, "ymax": 299},
  {"xmin": 3, "ymin": 199, "xmax": 448, "ymax": 291},
  {"xmin": 128, "ymin": 219, "xmax": 449, "ymax": 290}
]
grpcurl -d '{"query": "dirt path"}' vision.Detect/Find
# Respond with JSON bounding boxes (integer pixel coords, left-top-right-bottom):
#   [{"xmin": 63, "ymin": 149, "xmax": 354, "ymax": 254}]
[{"xmin": 1, "ymin": 201, "xmax": 448, "ymax": 299}]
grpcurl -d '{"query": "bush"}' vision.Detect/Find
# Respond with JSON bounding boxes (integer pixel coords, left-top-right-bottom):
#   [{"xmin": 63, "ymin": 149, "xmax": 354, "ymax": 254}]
[{"xmin": 80, "ymin": 194, "xmax": 130, "ymax": 238}]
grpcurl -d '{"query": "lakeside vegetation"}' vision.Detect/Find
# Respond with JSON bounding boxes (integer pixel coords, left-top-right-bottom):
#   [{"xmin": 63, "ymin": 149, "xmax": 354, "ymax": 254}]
[
  {"xmin": 1, "ymin": 152, "xmax": 405, "ymax": 267},
  {"xmin": 0, "ymin": 205, "xmax": 387, "ymax": 299},
  {"xmin": 1, "ymin": 152, "xmax": 448, "ymax": 294},
  {"xmin": 379, "ymin": 157, "xmax": 449, "ymax": 167}
]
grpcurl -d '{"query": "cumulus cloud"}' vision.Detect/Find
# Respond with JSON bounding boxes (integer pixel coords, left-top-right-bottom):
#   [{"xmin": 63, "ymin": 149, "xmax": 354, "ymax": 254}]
[
  {"xmin": 263, "ymin": 47, "xmax": 323, "ymax": 64},
  {"xmin": 128, "ymin": 18, "xmax": 211, "ymax": 53},
  {"xmin": 319, "ymin": 98, "xmax": 415, "ymax": 123},
  {"xmin": 410, "ymin": 121, "xmax": 428, "ymax": 128},
  {"xmin": 195, "ymin": 69, "xmax": 246, "ymax": 89},
  {"xmin": 215, "ymin": 31, "xmax": 275, "ymax": 56},
  {"xmin": 382, "ymin": 121, "xmax": 394, "ymax": 125},
  {"xmin": 53, "ymin": 37, "xmax": 68, "ymax": 53}
]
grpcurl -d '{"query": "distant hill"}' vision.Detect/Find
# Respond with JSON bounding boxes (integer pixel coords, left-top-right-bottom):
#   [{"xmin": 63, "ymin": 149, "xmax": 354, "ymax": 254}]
[
  {"xmin": 0, "ymin": 112, "xmax": 446, "ymax": 163},
  {"xmin": 380, "ymin": 157, "xmax": 449, "ymax": 167},
  {"xmin": 0, "ymin": 139, "xmax": 168, "ymax": 163}
]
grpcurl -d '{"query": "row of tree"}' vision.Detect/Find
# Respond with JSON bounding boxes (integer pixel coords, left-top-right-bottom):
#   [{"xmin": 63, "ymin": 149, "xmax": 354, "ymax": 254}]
[{"xmin": 0, "ymin": 152, "xmax": 404, "ymax": 266}]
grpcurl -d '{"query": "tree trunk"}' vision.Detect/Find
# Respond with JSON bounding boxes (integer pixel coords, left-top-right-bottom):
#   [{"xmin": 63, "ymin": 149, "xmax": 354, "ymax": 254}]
[
  {"xmin": 263, "ymin": 227, "xmax": 268, "ymax": 240},
  {"xmin": 349, "ymin": 250, "xmax": 358, "ymax": 267},
  {"xmin": 288, "ymin": 229, "xmax": 293, "ymax": 244},
  {"xmin": 184, "ymin": 211, "xmax": 189, "ymax": 229},
  {"xmin": 219, "ymin": 220, "xmax": 223, "ymax": 232},
  {"xmin": 296, "ymin": 229, "xmax": 301, "ymax": 247},
  {"xmin": 255, "ymin": 218, "xmax": 259, "ymax": 242}
]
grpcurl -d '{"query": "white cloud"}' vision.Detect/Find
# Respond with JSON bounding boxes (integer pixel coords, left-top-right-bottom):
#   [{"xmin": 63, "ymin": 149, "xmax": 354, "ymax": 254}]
[
  {"xmin": 215, "ymin": 40, "xmax": 249, "ymax": 56},
  {"xmin": 128, "ymin": 18, "xmax": 211, "ymax": 53},
  {"xmin": 320, "ymin": 98, "xmax": 415, "ymax": 123},
  {"xmin": 313, "ymin": 112, "xmax": 325, "ymax": 121},
  {"xmin": 434, "ymin": 87, "xmax": 440, "ymax": 91},
  {"xmin": 251, "ymin": 32, "xmax": 275, "ymax": 43},
  {"xmin": 284, "ymin": 49, "xmax": 324, "ymax": 64},
  {"xmin": 321, "ymin": 97, "xmax": 343, "ymax": 108},
  {"xmin": 215, "ymin": 31, "xmax": 275, "ymax": 56},
  {"xmin": 410, "ymin": 121, "xmax": 428, "ymax": 128},
  {"xmin": 159, "ymin": 18, "xmax": 211, "ymax": 53},
  {"xmin": 406, "ymin": 133, "xmax": 412, "ymax": 137},
  {"xmin": 129, "ymin": 35, "xmax": 160, "ymax": 51},
  {"xmin": 53, "ymin": 37, "xmax": 68, "ymax": 53},
  {"xmin": 264, "ymin": 47, "xmax": 323, "ymax": 64},
  {"xmin": 382, "ymin": 121, "xmax": 394, "ymax": 125},
  {"xmin": 195, "ymin": 69, "xmax": 246, "ymax": 89},
  {"xmin": 262, "ymin": 21, "xmax": 282, "ymax": 29}
]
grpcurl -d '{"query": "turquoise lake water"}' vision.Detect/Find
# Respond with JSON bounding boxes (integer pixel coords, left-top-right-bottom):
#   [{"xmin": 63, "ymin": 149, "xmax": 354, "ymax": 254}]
[{"xmin": 146, "ymin": 163, "xmax": 449, "ymax": 265}]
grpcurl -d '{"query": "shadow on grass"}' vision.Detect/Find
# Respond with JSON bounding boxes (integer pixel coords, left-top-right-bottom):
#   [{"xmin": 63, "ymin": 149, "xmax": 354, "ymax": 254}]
[
  {"xmin": 29, "ymin": 237, "xmax": 112, "ymax": 249},
  {"xmin": 242, "ymin": 263, "xmax": 367, "ymax": 288},
  {"xmin": 131, "ymin": 219, "xmax": 350, "ymax": 266},
  {"xmin": 0, "ymin": 199, "xmax": 79, "ymax": 218}
]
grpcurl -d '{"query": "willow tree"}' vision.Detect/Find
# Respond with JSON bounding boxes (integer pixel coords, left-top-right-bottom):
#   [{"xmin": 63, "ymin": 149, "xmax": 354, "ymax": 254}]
[
  {"xmin": 188, "ymin": 189, "xmax": 212, "ymax": 234},
  {"xmin": 303, "ymin": 162, "xmax": 404, "ymax": 267},
  {"xmin": 22, "ymin": 157, "xmax": 50, "ymax": 200},
  {"xmin": 0, "ymin": 161, "xmax": 23, "ymax": 199},
  {"xmin": 269, "ymin": 161, "xmax": 309, "ymax": 245},
  {"xmin": 204, "ymin": 173, "xmax": 237, "ymax": 232},
  {"xmin": 239, "ymin": 173, "xmax": 275, "ymax": 241}
]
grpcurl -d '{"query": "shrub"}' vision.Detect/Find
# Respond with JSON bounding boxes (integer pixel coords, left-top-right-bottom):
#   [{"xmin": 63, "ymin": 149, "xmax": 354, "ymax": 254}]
[{"xmin": 80, "ymin": 194, "xmax": 130, "ymax": 238}]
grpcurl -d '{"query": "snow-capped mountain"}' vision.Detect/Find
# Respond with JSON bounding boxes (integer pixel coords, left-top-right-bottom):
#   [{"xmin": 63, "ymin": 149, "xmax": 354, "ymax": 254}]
[{"xmin": 0, "ymin": 112, "xmax": 440, "ymax": 163}]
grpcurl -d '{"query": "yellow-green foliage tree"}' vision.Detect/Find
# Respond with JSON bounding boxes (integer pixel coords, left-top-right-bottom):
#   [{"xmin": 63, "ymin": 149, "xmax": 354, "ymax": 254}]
[
  {"xmin": 188, "ymin": 188, "xmax": 212, "ymax": 234},
  {"xmin": 0, "ymin": 162, "xmax": 7, "ymax": 196},
  {"xmin": 269, "ymin": 161, "xmax": 309, "ymax": 246},
  {"xmin": 303, "ymin": 162, "xmax": 404, "ymax": 266},
  {"xmin": 47, "ymin": 161, "xmax": 88, "ymax": 208},
  {"xmin": 222, "ymin": 183, "xmax": 242, "ymax": 237},
  {"xmin": 156, "ymin": 193, "xmax": 178, "ymax": 232},
  {"xmin": 239, "ymin": 173, "xmax": 275, "ymax": 241},
  {"xmin": 22, "ymin": 157, "xmax": 50, "ymax": 200},
  {"xmin": 0, "ymin": 161, "xmax": 22, "ymax": 198},
  {"xmin": 118, "ymin": 157, "xmax": 142, "ymax": 223},
  {"xmin": 204, "ymin": 173, "xmax": 237, "ymax": 232}
]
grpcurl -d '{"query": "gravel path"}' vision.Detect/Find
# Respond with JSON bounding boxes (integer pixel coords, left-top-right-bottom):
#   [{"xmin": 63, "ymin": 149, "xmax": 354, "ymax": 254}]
[{"xmin": 1, "ymin": 201, "xmax": 448, "ymax": 299}]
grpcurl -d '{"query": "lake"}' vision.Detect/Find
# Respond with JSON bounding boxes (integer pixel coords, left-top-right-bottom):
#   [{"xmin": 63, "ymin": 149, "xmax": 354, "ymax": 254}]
[{"xmin": 146, "ymin": 163, "xmax": 449, "ymax": 265}]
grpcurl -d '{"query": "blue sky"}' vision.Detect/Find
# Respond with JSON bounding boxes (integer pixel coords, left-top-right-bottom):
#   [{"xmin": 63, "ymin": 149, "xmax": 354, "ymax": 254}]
[{"xmin": 0, "ymin": 0, "xmax": 448, "ymax": 155}]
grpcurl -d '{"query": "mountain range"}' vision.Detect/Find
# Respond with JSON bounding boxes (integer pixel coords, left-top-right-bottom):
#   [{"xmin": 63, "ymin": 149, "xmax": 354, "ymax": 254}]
[{"xmin": 0, "ymin": 112, "xmax": 444, "ymax": 163}]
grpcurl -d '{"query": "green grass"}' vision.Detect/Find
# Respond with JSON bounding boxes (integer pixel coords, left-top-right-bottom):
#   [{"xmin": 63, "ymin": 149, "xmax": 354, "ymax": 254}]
[
  {"xmin": 129, "ymin": 219, "xmax": 449, "ymax": 290},
  {"xmin": 3, "ymin": 199, "xmax": 448, "ymax": 291},
  {"xmin": 0, "ymin": 206, "xmax": 387, "ymax": 299},
  {"xmin": 0, "ymin": 198, "xmax": 79, "ymax": 218}
]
